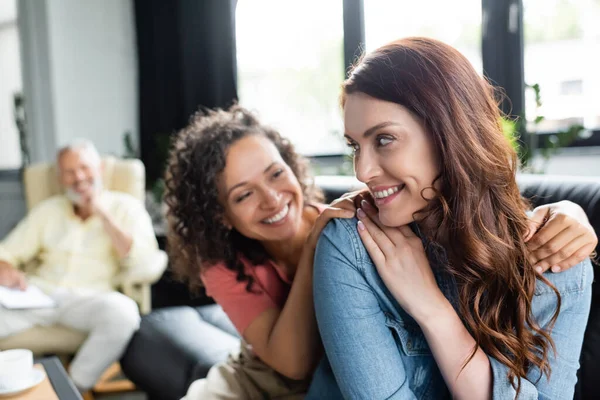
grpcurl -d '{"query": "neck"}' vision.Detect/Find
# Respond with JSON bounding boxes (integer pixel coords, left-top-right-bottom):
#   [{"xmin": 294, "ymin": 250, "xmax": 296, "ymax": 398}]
[
  {"xmin": 261, "ymin": 205, "xmax": 319, "ymax": 268},
  {"xmin": 74, "ymin": 204, "xmax": 93, "ymax": 220}
]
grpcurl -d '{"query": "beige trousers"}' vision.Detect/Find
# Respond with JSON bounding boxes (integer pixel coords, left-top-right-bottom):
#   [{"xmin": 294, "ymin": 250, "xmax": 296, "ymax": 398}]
[
  {"xmin": 182, "ymin": 341, "xmax": 309, "ymax": 400},
  {"xmin": 0, "ymin": 289, "xmax": 140, "ymax": 390}
]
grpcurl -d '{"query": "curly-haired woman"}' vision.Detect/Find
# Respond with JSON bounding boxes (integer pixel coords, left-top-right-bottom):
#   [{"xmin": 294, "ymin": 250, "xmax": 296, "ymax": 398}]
[
  {"xmin": 306, "ymin": 37, "xmax": 597, "ymax": 400},
  {"xmin": 165, "ymin": 106, "xmax": 361, "ymax": 399},
  {"xmin": 165, "ymin": 104, "xmax": 595, "ymax": 399}
]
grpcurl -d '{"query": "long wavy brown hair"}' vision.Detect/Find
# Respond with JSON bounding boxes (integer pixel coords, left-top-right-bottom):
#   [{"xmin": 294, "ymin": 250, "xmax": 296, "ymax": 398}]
[
  {"xmin": 164, "ymin": 105, "xmax": 323, "ymax": 291},
  {"xmin": 342, "ymin": 37, "xmax": 560, "ymax": 394}
]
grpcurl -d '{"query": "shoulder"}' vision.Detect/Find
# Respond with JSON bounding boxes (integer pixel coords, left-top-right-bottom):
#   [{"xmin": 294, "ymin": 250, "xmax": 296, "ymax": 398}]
[
  {"xmin": 29, "ymin": 195, "xmax": 70, "ymax": 216},
  {"xmin": 201, "ymin": 261, "xmax": 241, "ymax": 282},
  {"xmin": 200, "ymin": 258, "xmax": 255, "ymax": 290},
  {"xmin": 534, "ymin": 258, "xmax": 594, "ymax": 296},
  {"xmin": 317, "ymin": 217, "xmax": 367, "ymax": 264}
]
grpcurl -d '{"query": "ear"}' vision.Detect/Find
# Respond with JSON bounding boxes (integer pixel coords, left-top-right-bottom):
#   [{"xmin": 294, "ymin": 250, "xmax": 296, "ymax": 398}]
[{"xmin": 221, "ymin": 214, "xmax": 233, "ymax": 231}]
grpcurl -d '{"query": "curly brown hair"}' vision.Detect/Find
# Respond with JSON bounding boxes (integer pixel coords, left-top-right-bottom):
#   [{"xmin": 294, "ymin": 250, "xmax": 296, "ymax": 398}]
[
  {"xmin": 342, "ymin": 37, "xmax": 560, "ymax": 395},
  {"xmin": 164, "ymin": 105, "xmax": 323, "ymax": 291}
]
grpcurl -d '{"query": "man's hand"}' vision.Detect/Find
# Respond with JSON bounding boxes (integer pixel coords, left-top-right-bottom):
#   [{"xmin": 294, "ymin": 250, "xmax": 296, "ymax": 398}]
[
  {"xmin": 525, "ymin": 200, "xmax": 597, "ymax": 273},
  {"xmin": 82, "ymin": 192, "xmax": 107, "ymax": 218},
  {"xmin": 0, "ymin": 261, "xmax": 27, "ymax": 290}
]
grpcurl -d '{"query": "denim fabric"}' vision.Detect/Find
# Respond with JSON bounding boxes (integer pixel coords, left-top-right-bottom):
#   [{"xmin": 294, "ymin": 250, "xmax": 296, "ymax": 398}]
[{"xmin": 306, "ymin": 218, "xmax": 593, "ymax": 400}]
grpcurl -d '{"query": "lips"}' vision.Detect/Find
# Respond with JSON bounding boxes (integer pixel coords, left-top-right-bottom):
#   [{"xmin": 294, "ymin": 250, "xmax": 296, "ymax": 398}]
[
  {"xmin": 262, "ymin": 203, "xmax": 290, "ymax": 224},
  {"xmin": 371, "ymin": 184, "xmax": 405, "ymax": 206}
]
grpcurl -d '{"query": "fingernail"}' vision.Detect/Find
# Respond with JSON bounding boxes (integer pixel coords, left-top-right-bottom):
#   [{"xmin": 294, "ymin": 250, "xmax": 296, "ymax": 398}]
[
  {"xmin": 551, "ymin": 265, "xmax": 561, "ymax": 273},
  {"xmin": 357, "ymin": 221, "xmax": 365, "ymax": 231},
  {"xmin": 535, "ymin": 266, "xmax": 543, "ymax": 274},
  {"xmin": 361, "ymin": 200, "xmax": 372, "ymax": 210},
  {"xmin": 357, "ymin": 208, "xmax": 366, "ymax": 219}
]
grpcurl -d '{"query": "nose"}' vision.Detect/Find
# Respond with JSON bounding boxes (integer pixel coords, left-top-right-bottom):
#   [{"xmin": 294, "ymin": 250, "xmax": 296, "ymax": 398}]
[
  {"xmin": 354, "ymin": 149, "xmax": 381, "ymax": 184},
  {"xmin": 74, "ymin": 169, "xmax": 86, "ymax": 181},
  {"xmin": 261, "ymin": 186, "xmax": 281, "ymax": 209}
]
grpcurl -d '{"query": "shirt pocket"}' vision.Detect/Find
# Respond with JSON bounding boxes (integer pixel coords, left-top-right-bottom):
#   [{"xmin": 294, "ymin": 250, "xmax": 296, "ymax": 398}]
[
  {"xmin": 384, "ymin": 312, "xmax": 431, "ymax": 357},
  {"xmin": 384, "ymin": 313, "xmax": 449, "ymax": 399}
]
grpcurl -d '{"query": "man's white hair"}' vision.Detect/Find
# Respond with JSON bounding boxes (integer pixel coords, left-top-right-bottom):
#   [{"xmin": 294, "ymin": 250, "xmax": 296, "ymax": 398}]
[{"xmin": 57, "ymin": 139, "xmax": 101, "ymax": 165}]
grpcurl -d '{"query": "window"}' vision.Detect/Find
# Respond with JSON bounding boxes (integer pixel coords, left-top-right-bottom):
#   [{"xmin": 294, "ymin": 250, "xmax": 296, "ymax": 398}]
[
  {"xmin": 364, "ymin": 0, "xmax": 482, "ymax": 73},
  {"xmin": 235, "ymin": 0, "xmax": 345, "ymax": 156},
  {"xmin": 0, "ymin": 0, "xmax": 22, "ymax": 169},
  {"xmin": 524, "ymin": 0, "xmax": 600, "ymax": 133},
  {"xmin": 560, "ymin": 79, "xmax": 584, "ymax": 96}
]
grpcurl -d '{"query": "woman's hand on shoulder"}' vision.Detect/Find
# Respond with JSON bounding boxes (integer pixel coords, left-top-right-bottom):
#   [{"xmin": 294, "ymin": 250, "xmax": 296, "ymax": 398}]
[
  {"xmin": 525, "ymin": 200, "xmax": 597, "ymax": 274},
  {"xmin": 304, "ymin": 190, "xmax": 369, "ymax": 252}
]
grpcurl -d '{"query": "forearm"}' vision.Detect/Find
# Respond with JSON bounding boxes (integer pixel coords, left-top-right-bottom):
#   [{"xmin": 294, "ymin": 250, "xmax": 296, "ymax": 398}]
[
  {"xmin": 99, "ymin": 213, "xmax": 133, "ymax": 258},
  {"xmin": 263, "ymin": 255, "xmax": 320, "ymax": 379},
  {"xmin": 0, "ymin": 260, "xmax": 16, "ymax": 269},
  {"xmin": 418, "ymin": 301, "xmax": 492, "ymax": 400}
]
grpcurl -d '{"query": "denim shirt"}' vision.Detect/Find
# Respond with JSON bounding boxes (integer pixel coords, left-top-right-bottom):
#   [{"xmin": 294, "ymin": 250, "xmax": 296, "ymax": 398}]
[{"xmin": 307, "ymin": 218, "xmax": 593, "ymax": 400}]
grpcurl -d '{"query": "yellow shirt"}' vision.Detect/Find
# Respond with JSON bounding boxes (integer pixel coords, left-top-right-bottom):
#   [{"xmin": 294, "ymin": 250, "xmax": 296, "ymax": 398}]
[{"xmin": 0, "ymin": 191, "xmax": 159, "ymax": 294}]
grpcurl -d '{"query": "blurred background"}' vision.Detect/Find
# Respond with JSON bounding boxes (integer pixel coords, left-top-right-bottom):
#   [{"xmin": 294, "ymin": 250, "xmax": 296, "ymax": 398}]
[{"xmin": 1, "ymin": 0, "xmax": 599, "ymax": 237}]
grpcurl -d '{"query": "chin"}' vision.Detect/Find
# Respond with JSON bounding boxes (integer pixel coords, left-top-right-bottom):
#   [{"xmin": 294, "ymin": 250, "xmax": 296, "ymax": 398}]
[
  {"xmin": 259, "ymin": 225, "xmax": 297, "ymax": 242},
  {"xmin": 378, "ymin": 211, "xmax": 414, "ymax": 228}
]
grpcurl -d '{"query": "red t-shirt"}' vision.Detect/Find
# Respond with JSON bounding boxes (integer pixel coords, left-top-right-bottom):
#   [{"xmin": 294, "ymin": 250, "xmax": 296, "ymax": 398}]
[
  {"xmin": 200, "ymin": 204, "xmax": 326, "ymax": 334},
  {"xmin": 201, "ymin": 257, "xmax": 293, "ymax": 334}
]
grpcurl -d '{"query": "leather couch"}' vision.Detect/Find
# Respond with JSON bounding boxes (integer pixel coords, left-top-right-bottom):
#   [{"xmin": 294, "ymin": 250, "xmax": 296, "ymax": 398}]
[{"xmin": 121, "ymin": 174, "xmax": 600, "ymax": 400}]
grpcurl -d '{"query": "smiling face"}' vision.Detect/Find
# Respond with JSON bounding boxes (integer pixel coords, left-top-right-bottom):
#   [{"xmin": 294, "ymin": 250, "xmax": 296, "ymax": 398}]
[
  {"xmin": 344, "ymin": 92, "xmax": 441, "ymax": 227},
  {"xmin": 219, "ymin": 135, "xmax": 305, "ymax": 243},
  {"xmin": 58, "ymin": 147, "xmax": 103, "ymax": 205}
]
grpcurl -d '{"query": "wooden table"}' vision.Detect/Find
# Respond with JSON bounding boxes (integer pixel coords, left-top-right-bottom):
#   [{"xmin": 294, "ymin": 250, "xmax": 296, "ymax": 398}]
[{"xmin": 3, "ymin": 356, "xmax": 82, "ymax": 400}]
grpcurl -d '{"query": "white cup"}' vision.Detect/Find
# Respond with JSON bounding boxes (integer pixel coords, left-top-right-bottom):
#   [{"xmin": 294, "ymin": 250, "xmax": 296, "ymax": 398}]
[{"xmin": 0, "ymin": 349, "xmax": 34, "ymax": 390}]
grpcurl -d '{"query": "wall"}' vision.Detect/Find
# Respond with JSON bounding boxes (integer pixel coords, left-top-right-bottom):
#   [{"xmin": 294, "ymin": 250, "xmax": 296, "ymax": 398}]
[
  {"xmin": 46, "ymin": 0, "xmax": 138, "ymax": 157},
  {"xmin": 0, "ymin": 0, "xmax": 22, "ymax": 169},
  {"xmin": 0, "ymin": 0, "xmax": 138, "ymax": 237},
  {"xmin": 18, "ymin": 0, "xmax": 138, "ymax": 163}
]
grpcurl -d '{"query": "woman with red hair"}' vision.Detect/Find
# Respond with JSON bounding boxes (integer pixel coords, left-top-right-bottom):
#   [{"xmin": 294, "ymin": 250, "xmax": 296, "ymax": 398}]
[{"xmin": 308, "ymin": 37, "xmax": 595, "ymax": 399}]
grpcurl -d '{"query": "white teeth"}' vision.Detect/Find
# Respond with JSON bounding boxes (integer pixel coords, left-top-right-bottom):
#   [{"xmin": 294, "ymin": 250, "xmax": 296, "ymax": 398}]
[
  {"xmin": 263, "ymin": 204, "xmax": 289, "ymax": 224},
  {"xmin": 373, "ymin": 186, "xmax": 402, "ymax": 199}
]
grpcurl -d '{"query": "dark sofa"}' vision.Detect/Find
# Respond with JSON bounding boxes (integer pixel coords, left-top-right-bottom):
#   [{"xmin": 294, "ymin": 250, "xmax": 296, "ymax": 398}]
[{"xmin": 121, "ymin": 174, "xmax": 600, "ymax": 400}]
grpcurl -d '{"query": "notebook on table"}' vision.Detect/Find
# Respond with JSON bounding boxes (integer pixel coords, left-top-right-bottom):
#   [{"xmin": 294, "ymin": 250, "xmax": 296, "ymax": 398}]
[{"xmin": 0, "ymin": 285, "xmax": 56, "ymax": 309}]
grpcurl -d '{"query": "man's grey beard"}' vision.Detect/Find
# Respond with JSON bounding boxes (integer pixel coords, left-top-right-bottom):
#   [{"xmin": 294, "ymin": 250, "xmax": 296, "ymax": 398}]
[{"xmin": 65, "ymin": 179, "xmax": 103, "ymax": 206}]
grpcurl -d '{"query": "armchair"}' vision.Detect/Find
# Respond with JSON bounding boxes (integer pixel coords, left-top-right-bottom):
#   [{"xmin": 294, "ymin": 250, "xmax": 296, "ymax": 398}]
[{"xmin": 0, "ymin": 156, "xmax": 168, "ymax": 355}]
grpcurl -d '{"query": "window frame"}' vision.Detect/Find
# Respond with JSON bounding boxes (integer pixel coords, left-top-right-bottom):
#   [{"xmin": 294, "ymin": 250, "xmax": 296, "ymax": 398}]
[
  {"xmin": 0, "ymin": 1, "xmax": 23, "ymax": 173},
  {"xmin": 309, "ymin": 0, "xmax": 597, "ymax": 167}
]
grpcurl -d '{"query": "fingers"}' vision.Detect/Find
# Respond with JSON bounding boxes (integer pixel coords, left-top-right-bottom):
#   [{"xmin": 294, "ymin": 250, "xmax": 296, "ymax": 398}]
[
  {"xmin": 524, "ymin": 205, "xmax": 550, "ymax": 242},
  {"xmin": 356, "ymin": 220, "xmax": 387, "ymax": 267},
  {"xmin": 553, "ymin": 242, "xmax": 596, "ymax": 271},
  {"xmin": 529, "ymin": 226, "xmax": 584, "ymax": 264},
  {"xmin": 533, "ymin": 235, "xmax": 595, "ymax": 274},
  {"xmin": 335, "ymin": 189, "xmax": 371, "ymax": 210},
  {"xmin": 18, "ymin": 273, "xmax": 27, "ymax": 290},
  {"xmin": 359, "ymin": 200, "xmax": 382, "ymax": 225},
  {"xmin": 0, "ymin": 268, "xmax": 26, "ymax": 290},
  {"xmin": 357, "ymin": 208, "xmax": 395, "ymax": 257},
  {"xmin": 526, "ymin": 212, "xmax": 573, "ymax": 252}
]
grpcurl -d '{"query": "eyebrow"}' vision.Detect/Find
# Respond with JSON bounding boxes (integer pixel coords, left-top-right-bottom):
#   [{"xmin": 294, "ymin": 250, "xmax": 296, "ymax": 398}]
[
  {"xmin": 226, "ymin": 162, "xmax": 277, "ymax": 198},
  {"xmin": 344, "ymin": 122, "xmax": 402, "ymax": 140}
]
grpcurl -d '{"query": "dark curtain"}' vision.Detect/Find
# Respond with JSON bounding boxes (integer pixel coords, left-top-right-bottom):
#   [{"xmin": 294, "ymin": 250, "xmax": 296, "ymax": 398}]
[{"xmin": 134, "ymin": 0, "xmax": 238, "ymax": 186}]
